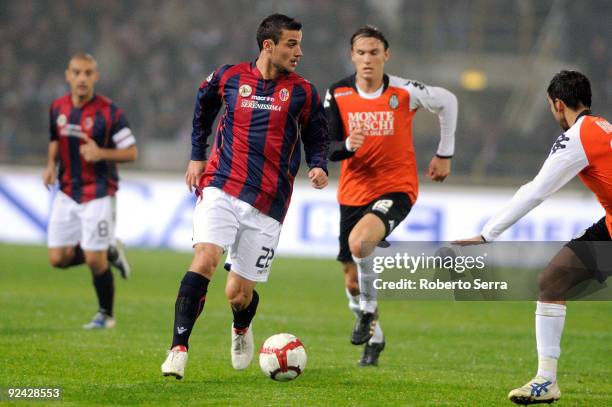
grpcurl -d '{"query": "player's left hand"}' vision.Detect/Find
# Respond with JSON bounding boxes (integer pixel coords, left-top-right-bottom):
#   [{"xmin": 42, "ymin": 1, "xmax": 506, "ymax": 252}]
[
  {"xmin": 42, "ymin": 165, "xmax": 57, "ymax": 190},
  {"xmin": 452, "ymin": 235, "xmax": 486, "ymax": 246},
  {"xmin": 308, "ymin": 168, "xmax": 328, "ymax": 189},
  {"xmin": 427, "ymin": 156, "xmax": 451, "ymax": 182},
  {"xmin": 186, "ymin": 160, "xmax": 206, "ymax": 193},
  {"xmin": 80, "ymin": 137, "xmax": 103, "ymax": 162}
]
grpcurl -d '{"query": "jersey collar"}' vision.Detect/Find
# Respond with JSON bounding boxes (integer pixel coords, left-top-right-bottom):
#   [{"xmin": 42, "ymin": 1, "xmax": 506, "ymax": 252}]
[
  {"xmin": 576, "ymin": 109, "xmax": 592, "ymax": 121},
  {"xmin": 70, "ymin": 93, "xmax": 97, "ymax": 109},
  {"xmin": 350, "ymin": 73, "xmax": 389, "ymax": 94},
  {"xmin": 250, "ymin": 60, "xmax": 264, "ymax": 79}
]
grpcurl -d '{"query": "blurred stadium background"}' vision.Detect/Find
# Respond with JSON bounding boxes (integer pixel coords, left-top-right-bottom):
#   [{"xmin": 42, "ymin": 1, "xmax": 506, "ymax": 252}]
[
  {"xmin": 1, "ymin": 0, "xmax": 611, "ymax": 252},
  {"xmin": 1, "ymin": 0, "xmax": 609, "ymax": 177},
  {"xmin": 1, "ymin": 3, "xmax": 611, "ymax": 405}
]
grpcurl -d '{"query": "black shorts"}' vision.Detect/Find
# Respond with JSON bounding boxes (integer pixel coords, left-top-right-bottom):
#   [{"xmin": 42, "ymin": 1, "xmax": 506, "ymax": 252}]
[
  {"xmin": 337, "ymin": 192, "xmax": 412, "ymax": 262},
  {"xmin": 565, "ymin": 217, "xmax": 612, "ymax": 283}
]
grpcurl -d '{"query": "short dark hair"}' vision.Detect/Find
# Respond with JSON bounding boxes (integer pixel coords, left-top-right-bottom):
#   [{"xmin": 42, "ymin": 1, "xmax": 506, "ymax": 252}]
[
  {"xmin": 547, "ymin": 70, "xmax": 592, "ymax": 109},
  {"xmin": 256, "ymin": 14, "xmax": 302, "ymax": 51},
  {"xmin": 350, "ymin": 25, "xmax": 389, "ymax": 50},
  {"xmin": 69, "ymin": 52, "xmax": 97, "ymax": 67}
]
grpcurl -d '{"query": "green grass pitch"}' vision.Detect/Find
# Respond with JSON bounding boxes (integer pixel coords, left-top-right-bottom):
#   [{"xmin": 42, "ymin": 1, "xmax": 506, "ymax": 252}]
[{"xmin": 1, "ymin": 244, "xmax": 610, "ymax": 406}]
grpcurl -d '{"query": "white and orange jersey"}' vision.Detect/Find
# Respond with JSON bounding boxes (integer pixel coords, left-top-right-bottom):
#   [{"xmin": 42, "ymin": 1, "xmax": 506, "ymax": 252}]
[
  {"xmin": 325, "ymin": 74, "xmax": 457, "ymax": 206},
  {"xmin": 482, "ymin": 112, "xmax": 612, "ymax": 241}
]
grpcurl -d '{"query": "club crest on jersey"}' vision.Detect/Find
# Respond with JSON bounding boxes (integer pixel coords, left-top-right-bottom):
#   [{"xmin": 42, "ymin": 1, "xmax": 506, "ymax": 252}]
[
  {"xmin": 84, "ymin": 117, "xmax": 93, "ymax": 130},
  {"xmin": 389, "ymin": 94, "xmax": 399, "ymax": 109},
  {"xmin": 279, "ymin": 88, "xmax": 290, "ymax": 102},
  {"xmin": 239, "ymin": 84, "xmax": 252, "ymax": 97},
  {"xmin": 57, "ymin": 114, "xmax": 67, "ymax": 127}
]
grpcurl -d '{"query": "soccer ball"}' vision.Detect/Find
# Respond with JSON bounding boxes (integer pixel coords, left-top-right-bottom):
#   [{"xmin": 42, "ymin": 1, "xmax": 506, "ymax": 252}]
[{"xmin": 259, "ymin": 333, "xmax": 307, "ymax": 381}]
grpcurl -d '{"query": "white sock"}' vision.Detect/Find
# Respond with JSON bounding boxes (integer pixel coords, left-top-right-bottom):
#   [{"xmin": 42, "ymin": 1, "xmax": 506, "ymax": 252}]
[
  {"xmin": 345, "ymin": 287, "xmax": 360, "ymax": 317},
  {"xmin": 369, "ymin": 321, "xmax": 384, "ymax": 344},
  {"xmin": 535, "ymin": 301, "xmax": 566, "ymax": 382},
  {"xmin": 353, "ymin": 254, "xmax": 377, "ymax": 313}
]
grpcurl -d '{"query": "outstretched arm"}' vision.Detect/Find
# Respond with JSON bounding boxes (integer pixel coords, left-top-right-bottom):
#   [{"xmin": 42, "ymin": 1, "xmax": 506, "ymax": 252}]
[{"xmin": 456, "ymin": 130, "xmax": 588, "ymax": 244}]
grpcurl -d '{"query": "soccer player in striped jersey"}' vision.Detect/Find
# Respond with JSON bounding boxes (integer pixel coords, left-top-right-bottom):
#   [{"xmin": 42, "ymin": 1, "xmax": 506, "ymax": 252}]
[
  {"xmin": 325, "ymin": 26, "xmax": 458, "ymax": 366},
  {"xmin": 161, "ymin": 14, "xmax": 329, "ymax": 380},
  {"xmin": 457, "ymin": 71, "xmax": 611, "ymax": 404},
  {"xmin": 43, "ymin": 53, "xmax": 137, "ymax": 329}
]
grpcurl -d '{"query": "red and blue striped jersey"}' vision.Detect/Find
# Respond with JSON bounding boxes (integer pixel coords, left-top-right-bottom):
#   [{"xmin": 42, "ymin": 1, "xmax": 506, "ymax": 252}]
[
  {"xmin": 192, "ymin": 61, "xmax": 329, "ymax": 223},
  {"xmin": 49, "ymin": 94, "xmax": 136, "ymax": 203}
]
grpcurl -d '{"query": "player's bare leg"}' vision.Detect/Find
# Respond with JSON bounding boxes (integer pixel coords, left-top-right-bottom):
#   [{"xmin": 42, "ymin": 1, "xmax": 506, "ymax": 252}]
[
  {"xmin": 509, "ymin": 247, "xmax": 593, "ymax": 405},
  {"xmin": 348, "ymin": 214, "xmax": 386, "ymax": 361},
  {"xmin": 162, "ymin": 243, "xmax": 222, "ymax": 379},
  {"xmin": 226, "ymin": 271, "xmax": 258, "ymax": 370},
  {"xmin": 82, "ymin": 250, "xmax": 116, "ymax": 329},
  {"xmin": 342, "ymin": 261, "xmax": 360, "ymax": 317},
  {"xmin": 48, "ymin": 245, "xmax": 85, "ymax": 269}
]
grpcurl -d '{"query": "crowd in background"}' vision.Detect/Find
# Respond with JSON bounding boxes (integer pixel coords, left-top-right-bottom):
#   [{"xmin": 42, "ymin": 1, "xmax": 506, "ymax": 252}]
[{"xmin": 1, "ymin": 0, "xmax": 609, "ymax": 178}]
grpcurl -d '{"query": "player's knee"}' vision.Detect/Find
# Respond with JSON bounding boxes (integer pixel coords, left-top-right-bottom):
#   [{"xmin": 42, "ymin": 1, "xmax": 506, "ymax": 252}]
[
  {"xmin": 348, "ymin": 234, "xmax": 366, "ymax": 258},
  {"xmin": 48, "ymin": 251, "xmax": 69, "ymax": 268},
  {"xmin": 191, "ymin": 248, "xmax": 220, "ymax": 278},
  {"xmin": 537, "ymin": 265, "xmax": 568, "ymax": 300},
  {"xmin": 192, "ymin": 258, "xmax": 218, "ymax": 278}
]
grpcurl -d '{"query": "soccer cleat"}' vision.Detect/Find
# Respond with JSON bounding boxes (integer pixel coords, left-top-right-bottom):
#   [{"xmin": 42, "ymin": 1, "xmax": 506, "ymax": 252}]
[
  {"xmin": 508, "ymin": 376, "xmax": 561, "ymax": 405},
  {"xmin": 82, "ymin": 311, "xmax": 116, "ymax": 329},
  {"xmin": 161, "ymin": 346, "xmax": 188, "ymax": 380},
  {"xmin": 231, "ymin": 324, "xmax": 254, "ymax": 370},
  {"xmin": 108, "ymin": 239, "xmax": 131, "ymax": 279},
  {"xmin": 358, "ymin": 340, "xmax": 385, "ymax": 367},
  {"xmin": 351, "ymin": 309, "xmax": 378, "ymax": 345}
]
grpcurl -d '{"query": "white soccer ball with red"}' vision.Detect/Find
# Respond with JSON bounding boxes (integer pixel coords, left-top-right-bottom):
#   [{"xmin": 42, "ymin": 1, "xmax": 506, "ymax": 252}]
[{"xmin": 259, "ymin": 333, "xmax": 307, "ymax": 381}]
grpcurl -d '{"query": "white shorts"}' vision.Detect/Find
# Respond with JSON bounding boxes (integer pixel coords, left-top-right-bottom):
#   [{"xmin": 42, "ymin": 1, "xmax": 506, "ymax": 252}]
[
  {"xmin": 193, "ymin": 187, "xmax": 282, "ymax": 282},
  {"xmin": 47, "ymin": 191, "xmax": 115, "ymax": 251}
]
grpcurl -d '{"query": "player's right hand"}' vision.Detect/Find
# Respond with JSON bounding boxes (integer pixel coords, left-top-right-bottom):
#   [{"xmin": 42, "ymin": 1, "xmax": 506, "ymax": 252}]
[
  {"xmin": 43, "ymin": 165, "xmax": 57, "ymax": 190},
  {"xmin": 185, "ymin": 160, "xmax": 206, "ymax": 193},
  {"xmin": 308, "ymin": 167, "xmax": 328, "ymax": 189},
  {"xmin": 347, "ymin": 128, "xmax": 365, "ymax": 151}
]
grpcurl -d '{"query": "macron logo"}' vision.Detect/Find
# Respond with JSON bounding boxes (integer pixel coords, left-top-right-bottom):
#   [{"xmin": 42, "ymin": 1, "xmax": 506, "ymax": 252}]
[{"xmin": 177, "ymin": 327, "xmax": 188, "ymax": 335}]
